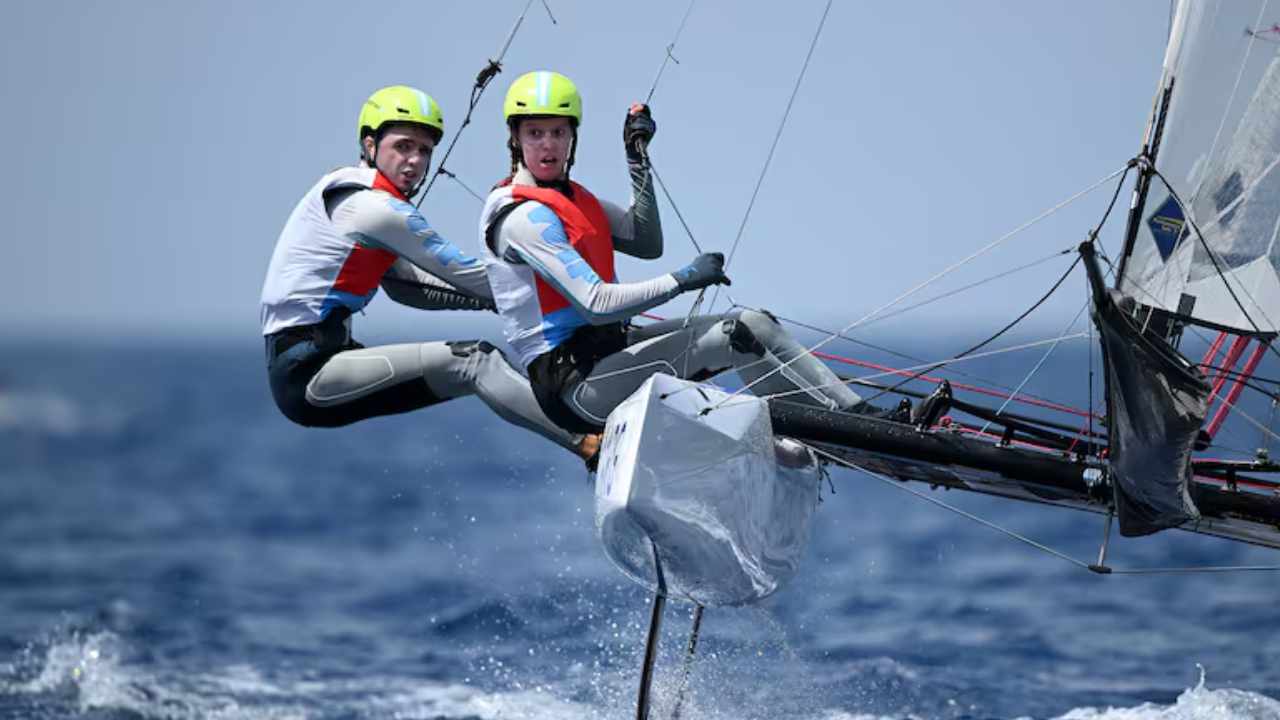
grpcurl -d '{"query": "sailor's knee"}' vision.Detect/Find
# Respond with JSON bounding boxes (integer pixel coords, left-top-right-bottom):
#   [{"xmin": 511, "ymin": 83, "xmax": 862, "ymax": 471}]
[
  {"xmin": 305, "ymin": 352, "xmax": 395, "ymax": 407},
  {"xmin": 446, "ymin": 339, "xmax": 498, "ymax": 358},
  {"xmin": 429, "ymin": 339, "xmax": 511, "ymax": 396},
  {"xmin": 723, "ymin": 309, "xmax": 782, "ymax": 355}
]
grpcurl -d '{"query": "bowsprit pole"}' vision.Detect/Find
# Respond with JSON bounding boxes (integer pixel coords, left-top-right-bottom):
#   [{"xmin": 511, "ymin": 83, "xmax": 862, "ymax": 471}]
[{"xmin": 415, "ymin": 0, "xmax": 557, "ymax": 208}]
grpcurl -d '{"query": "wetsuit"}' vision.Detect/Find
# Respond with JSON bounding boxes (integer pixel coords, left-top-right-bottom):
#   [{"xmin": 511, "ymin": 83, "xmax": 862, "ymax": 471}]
[
  {"xmin": 479, "ymin": 165, "xmax": 865, "ymax": 433},
  {"xmin": 260, "ymin": 165, "xmax": 578, "ymax": 452}
]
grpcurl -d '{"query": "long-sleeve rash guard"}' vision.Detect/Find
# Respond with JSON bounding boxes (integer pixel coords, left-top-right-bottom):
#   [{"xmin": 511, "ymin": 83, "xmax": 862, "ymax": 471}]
[
  {"xmin": 481, "ymin": 165, "xmax": 680, "ymax": 367},
  {"xmin": 260, "ymin": 166, "xmax": 491, "ymax": 336}
]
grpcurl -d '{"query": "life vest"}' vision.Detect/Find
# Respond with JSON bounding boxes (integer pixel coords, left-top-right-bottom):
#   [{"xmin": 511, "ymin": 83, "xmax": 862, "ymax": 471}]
[
  {"xmin": 480, "ymin": 178, "xmax": 617, "ymax": 366},
  {"xmin": 260, "ymin": 167, "xmax": 405, "ymax": 335}
]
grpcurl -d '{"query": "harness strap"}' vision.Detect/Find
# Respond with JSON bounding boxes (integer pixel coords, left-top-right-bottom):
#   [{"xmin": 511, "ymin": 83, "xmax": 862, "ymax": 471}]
[{"xmin": 527, "ymin": 323, "xmax": 628, "ymax": 433}]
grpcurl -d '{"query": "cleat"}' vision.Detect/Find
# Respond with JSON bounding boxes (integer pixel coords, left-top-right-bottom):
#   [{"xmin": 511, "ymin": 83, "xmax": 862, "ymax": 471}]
[{"xmin": 911, "ymin": 380, "xmax": 953, "ymax": 429}]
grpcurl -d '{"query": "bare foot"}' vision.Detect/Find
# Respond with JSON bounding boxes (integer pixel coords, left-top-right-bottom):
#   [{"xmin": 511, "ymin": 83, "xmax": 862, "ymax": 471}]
[{"xmin": 577, "ymin": 433, "xmax": 602, "ymax": 461}]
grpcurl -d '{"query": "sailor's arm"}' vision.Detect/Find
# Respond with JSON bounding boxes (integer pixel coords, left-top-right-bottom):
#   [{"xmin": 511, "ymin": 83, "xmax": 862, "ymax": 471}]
[
  {"xmin": 331, "ymin": 189, "xmax": 494, "ymax": 301},
  {"xmin": 496, "ymin": 202, "xmax": 677, "ymax": 324},
  {"xmin": 380, "ymin": 258, "xmax": 495, "ymax": 311},
  {"xmin": 604, "ymin": 103, "xmax": 663, "ymax": 259},
  {"xmin": 600, "ymin": 159, "xmax": 662, "ymax": 260}
]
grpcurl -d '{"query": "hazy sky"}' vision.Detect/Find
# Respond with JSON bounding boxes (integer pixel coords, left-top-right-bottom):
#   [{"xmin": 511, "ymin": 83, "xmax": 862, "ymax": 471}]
[{"xmin": 4, "ymin": 1, "xmax": 1170, "ymax": 344}]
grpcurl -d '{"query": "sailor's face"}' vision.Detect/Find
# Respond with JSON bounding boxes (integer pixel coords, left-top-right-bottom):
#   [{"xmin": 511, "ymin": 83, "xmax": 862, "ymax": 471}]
[
  {"xmin": 369, "ymin": 124, "xmax": 436, "ymax": 194},
  {"xmin": 516, "ymin": 117, "xmax": 573, "ymax": 182}
]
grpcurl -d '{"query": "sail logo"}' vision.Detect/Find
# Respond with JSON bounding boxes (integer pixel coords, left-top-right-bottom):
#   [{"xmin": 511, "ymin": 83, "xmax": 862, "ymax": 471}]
[{"xmin": 1146, "ymin": 195, "xmax": 1187, "ymax": 262}]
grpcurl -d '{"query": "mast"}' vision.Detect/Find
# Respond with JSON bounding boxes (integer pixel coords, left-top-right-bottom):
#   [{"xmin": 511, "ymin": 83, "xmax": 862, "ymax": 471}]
[
  {"xmin": 1115, "ymin": 80, "xmax": 1175, "ymax": 286},
  {"xmin": 1116, "ymin": 0, "xmax": 1189, "ymax": 287}
]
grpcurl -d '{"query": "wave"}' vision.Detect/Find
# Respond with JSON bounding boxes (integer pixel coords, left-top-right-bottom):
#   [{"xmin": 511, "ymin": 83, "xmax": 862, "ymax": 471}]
[
  {"xmin": 1052, "ymin": 666, "xmax": 1280, "ymax": 720},
  {"xmin": 4, "ymin": 628, "xmax": 1279, "ymax": 720},
  {"xmin": 0, "ymin": 388, "xmax": 127, "ymax": 437}
]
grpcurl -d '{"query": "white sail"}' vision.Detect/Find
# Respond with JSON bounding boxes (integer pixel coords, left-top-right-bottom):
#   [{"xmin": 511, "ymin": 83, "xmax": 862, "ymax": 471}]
[{"xmin": 1121, "ymin": 0, "xmax": 1280, "ymax": 334}]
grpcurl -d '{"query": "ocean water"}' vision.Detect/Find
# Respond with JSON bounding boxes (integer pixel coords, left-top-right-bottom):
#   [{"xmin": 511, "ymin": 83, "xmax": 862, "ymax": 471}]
[{"xmin": 2, "ymin": 336, "xmax": 1278, "ymax": 720}]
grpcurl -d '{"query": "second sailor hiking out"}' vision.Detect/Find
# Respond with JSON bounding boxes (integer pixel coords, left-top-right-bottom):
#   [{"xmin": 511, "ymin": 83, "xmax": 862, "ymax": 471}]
[{"xmin": 479, "ymin": 70, "xmax": 904, "ymax": 435}]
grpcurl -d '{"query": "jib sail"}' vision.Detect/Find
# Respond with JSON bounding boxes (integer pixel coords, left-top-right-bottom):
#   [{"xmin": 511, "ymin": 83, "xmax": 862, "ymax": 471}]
[{"xmin": 1120, "ymin": 0, "xmax": 1280, "ymax": 335}]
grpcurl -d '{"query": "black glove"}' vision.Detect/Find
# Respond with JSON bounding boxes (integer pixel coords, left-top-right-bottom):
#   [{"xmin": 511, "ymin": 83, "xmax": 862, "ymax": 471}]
[
  {"xmin": 623, "ymin": 103, "xmax": 656, "ymax": 163},
  {"xmin": 672, "ymin": 252, "xmax": 731, "ymax": 291}
]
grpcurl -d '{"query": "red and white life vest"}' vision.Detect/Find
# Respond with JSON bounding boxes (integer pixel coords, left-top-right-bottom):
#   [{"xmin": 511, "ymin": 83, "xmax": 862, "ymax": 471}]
[
  {"xmin": 479, "ymin": 179, "xmax": 615, "ymax": 366},
  {"xmin": 260, "ymin": 167, "xmax": 405, "ymax": 336}
]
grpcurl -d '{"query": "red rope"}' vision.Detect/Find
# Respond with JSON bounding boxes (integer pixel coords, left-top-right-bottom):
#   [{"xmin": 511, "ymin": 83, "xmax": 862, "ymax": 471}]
[
  {"xmin": 811, "ymin": 350, "xmax": 1098, "ymax": 420},
  {"xmin": 636, "ymin": 312, "xmax": 1099, "ymax": 420}
]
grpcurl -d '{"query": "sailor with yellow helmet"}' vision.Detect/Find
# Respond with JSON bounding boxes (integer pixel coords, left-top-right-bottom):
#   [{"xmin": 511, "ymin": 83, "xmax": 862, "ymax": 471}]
[
  {"xmin": 480, "ymin": 71, "xmax": 874, "ymax": 435},
  {"xmin": 260, "ymin": 85, "xmax": 591, "ymax": 457}
]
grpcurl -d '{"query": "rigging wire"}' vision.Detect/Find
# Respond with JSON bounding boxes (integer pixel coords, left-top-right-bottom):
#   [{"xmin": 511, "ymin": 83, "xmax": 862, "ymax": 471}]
[
  {"xmin": 805, "ymin": 444, "xmax": 1097, "ymax": 571},
  {"xmin": 827, "ymin": 248, "xmax": 1076, "ymax": 331},
  {"xmin": 1105, "ymin": 202, "xmax": 1280, "ymax": 448},
  {"xmin": 979, "ymin": 300, "xmax": 1091, "ymax": 435},
  {"xmin": 748, "ymin": 332, "xmax": 1092, "ymax": 406},
  {"xmin": 436, "ymin": 168, "xmax": 486, "ymax": 203},
  {"xmin": 634, "ymin": 0, "xmax": 703, "ymax": 255},
  {"xmin": 644, "ymin": 0, "xmax": 698, "ymax": 106},
  {"xmin": 1193, "ymin": 368, "xmax": 1280, "ymax": 400},
  {"xmin": 645, "ymin": 304, "xmax": 1101, "ymax": 418},
  {"xmin": 966, "ymin": 161, "xmax": 1132, "ymax": 432},
  {"xmin": 414, "ymin": 0, "xmax": 557, "ymax": 208},
  {"xmin": 770, "ymin": 253, "xmax": 1069, "ymax": 386},
  {"xmin": 695, "ymin": 248, "xmax": 1081, "ymax": 408},
  {"xmin": 1095, "ymin": 248, "xmax": 1280, "ymax": 446},
  {"xmin": 633, "ymin": 0, "xmax": 708, "ymax": 377},
  {"xmin": 1203, "ymin": 2, "xmax": 1270, "ymax": 173},
  {"xmin": 1148, "ymin": 168, "xmax": 1280, "ymax": 357},
  {"xmin": 646, "ymin": 158, "xmax": 702, "ymax": 253},
  {"xmin": 826, "ymin": 253, "xmax": 1083, "ymax": 410},
  {"xmin": 690, "ymin": 164, "xmax": 1131, "ymax": 408},
  {"xmin": 708, "ymin": 0, "xmax": 834, "ymax": 312},
  {"xmin": 808, "ymin": 444, "xmax": 1280, "ymax": 574},
  {"xmin": 1199, "ymin": 364, "xmax": 1280, "ymax": 388},
  {"xmin": 1204, "ymin": 385, "xmax": 1280, "ymax": 449}
]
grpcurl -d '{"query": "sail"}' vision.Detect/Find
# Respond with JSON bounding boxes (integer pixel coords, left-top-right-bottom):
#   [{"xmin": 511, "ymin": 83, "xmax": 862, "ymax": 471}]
[{"xmin": 1120, "ymin": 0, "xmax": 1280, "ymax": 334}]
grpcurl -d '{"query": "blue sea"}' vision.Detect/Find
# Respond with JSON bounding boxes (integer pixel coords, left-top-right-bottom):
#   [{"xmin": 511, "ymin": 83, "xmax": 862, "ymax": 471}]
[{"xmin": 3, "ymin": 335, "xmax": 1278, "ymax": 720}]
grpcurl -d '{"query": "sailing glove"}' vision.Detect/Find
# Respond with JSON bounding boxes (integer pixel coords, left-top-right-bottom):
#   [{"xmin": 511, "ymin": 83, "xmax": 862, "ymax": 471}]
[
  {"xmin": 673, "ymin": 252, "xmax": 731, "ymax": 291},
  {"xmin": 623, "ymin": 103, "xmax": 656, "ymax": 163}
]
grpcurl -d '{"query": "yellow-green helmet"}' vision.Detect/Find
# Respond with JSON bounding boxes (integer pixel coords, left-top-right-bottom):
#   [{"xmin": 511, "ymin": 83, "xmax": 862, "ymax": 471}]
[
  {"xmin": 358, "ymin": 85, "xmax": 445, "ymax": 149},
  {"xmin": 503, "ymin": 71, "xmax": 582, "ymax": 125}
]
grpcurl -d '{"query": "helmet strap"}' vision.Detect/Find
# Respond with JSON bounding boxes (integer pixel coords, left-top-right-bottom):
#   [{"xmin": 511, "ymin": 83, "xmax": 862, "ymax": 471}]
[
  {"xmin": 360, "ymin": 131, "xmax": 377, "ymax": 168},
  {"xmin": 564, "ymin": 132, "xmax": 577, "ymax": 176}
]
